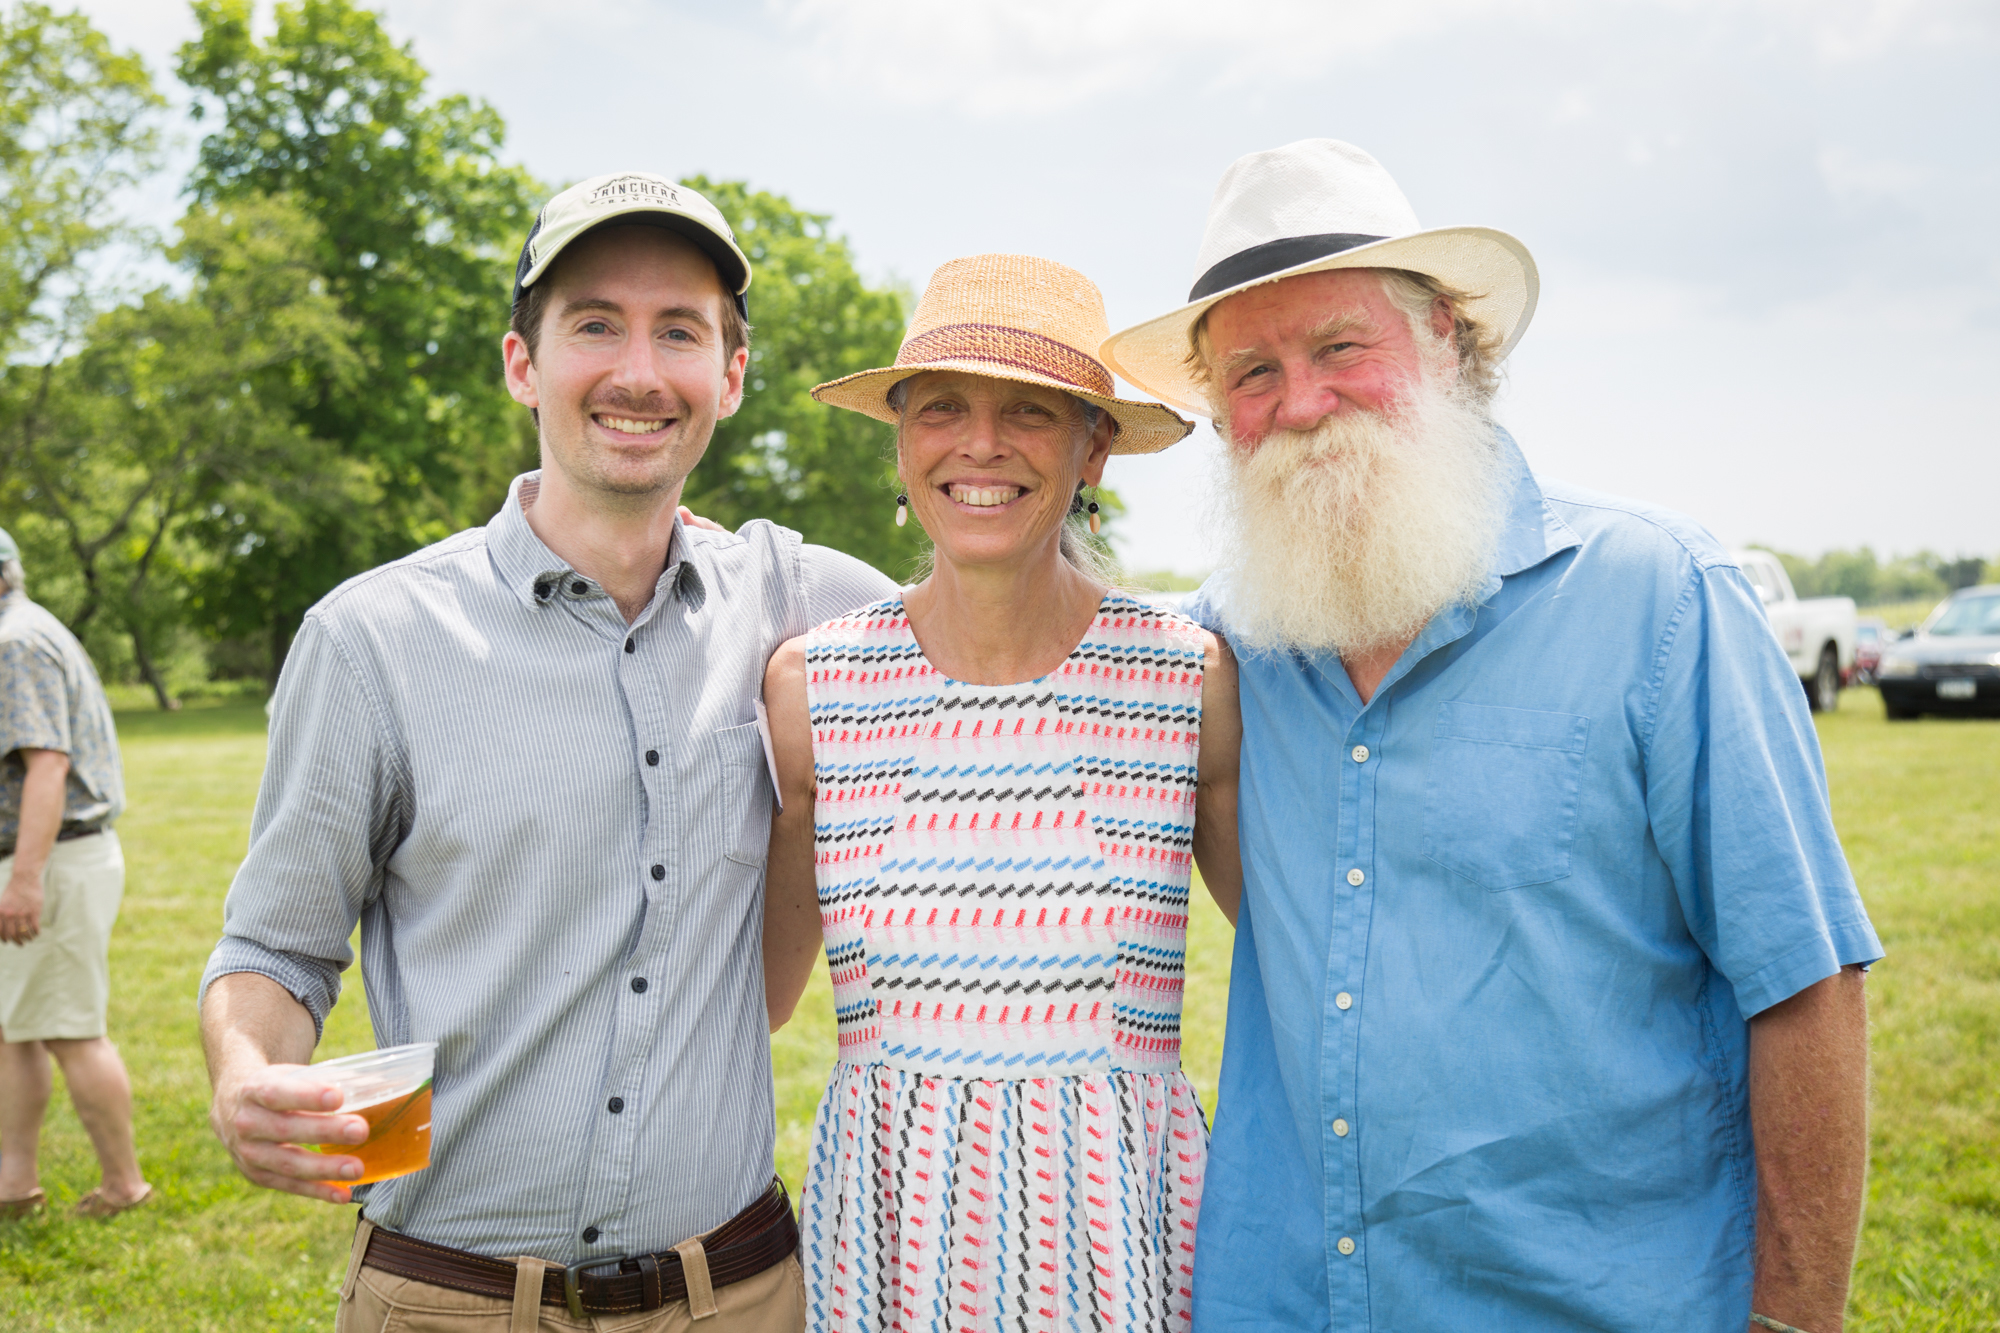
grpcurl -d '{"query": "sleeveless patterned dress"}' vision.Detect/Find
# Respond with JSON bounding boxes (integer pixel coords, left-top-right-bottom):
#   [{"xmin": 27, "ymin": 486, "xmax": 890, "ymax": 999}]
[{"xmin": 797, "ymin": 592, "xmax": 1209, "ymax": 1333}]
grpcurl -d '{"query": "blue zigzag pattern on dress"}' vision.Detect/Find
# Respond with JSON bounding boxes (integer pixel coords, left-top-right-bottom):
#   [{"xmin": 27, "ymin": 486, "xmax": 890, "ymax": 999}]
[
  {"xmin": 807, "ymin": 695, "xmax": 936, "ymax": 722},
  {"xmin": 1054, "ymin": 690, "xmax": 1199, "ymax": 722},
  {"xmin": 1082, "ymin": 759, "xmax": 1197, "ymax": 782},
  {"xmin": 1112, "ymin": 1000, "xmax": 1183, "ymax": 1024},
  {"xmin": 817, "ymin": 756, "xmax": 914, "ymax": 777},
  {"xmin": 1095, "ymin": 814, "xmax": 1188, "ymax": 838},
  {"xmin": 820, "ymin": 873, "xmax": 882, "ymax": 900},
  {"xmin": 1107, "ymin": 873, "xmax": 1191, "ymax": 901},
  {"xmin": 816, "ymin": 813, "xmax": 897, "ymax": 840},
  {"xmin": 874, "ymin": 852, "xmax": 1105, "ymax": 875},
  {"xmin": 878, "ymin": 1043, "xmax": 1109, "ymax": 1069},
  {"xmin": 869, "ymin": 950, "xmax": 1114, "ymax": 972},
  {"xmin": 833, "ymin": 997, "xmax": 877, "ymax": 1024},
  {"xmin": 916, "ymin": 757, "xmax": 1075, "ymax": 779}
]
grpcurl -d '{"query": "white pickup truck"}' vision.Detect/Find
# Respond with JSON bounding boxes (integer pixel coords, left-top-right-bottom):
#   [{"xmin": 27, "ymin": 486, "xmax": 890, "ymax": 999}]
[{"xmin": 1732, "ymin": 549, "xmax": 1857, "ymax": 712}]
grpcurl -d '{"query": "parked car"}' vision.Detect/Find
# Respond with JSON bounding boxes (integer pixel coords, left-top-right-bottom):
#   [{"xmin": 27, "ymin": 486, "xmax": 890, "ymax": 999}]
[
  {"xmin": 1874, "ymin": 584, "xmax": 2000, "ymax": 719},
  {"xmin": 1852, "ymin": 616, "xmax": 1889, "ymax": 684},
  {"xmin": 1731, "ymin": 549, "xmax": 1857, "ymax": 712}
]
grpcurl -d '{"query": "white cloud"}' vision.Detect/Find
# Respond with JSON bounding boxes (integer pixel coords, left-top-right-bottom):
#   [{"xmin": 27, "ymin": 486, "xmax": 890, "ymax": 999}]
[
  {"xmin": 767, "ymin": 0, "xmax": 1990, "ymax": 113},
  {"xmin": 769, "ymin": 0, "xmax": 1535, "ymax": 113},
  {"xmin": 1747, "ymin": 0, "xmax": 1996, "ymax": 64},
  {"xmin": 1817, "ymin": 145, "xmax": 1930, "ymax": 200}
]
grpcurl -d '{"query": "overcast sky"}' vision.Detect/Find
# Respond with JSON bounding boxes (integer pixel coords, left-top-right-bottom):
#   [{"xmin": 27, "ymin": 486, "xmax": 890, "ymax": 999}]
[{"xmin": 78, "ymin": 0, "xmax": 1999, "ymax": 577}]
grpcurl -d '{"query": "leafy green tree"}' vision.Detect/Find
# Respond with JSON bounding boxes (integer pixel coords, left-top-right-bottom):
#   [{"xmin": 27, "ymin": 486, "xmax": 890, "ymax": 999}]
[
  {"xmin": 676, "ymin": 178, "xmax": 927, "ymax": 576},
  {"xmin": 174, "ymin": 0, "xmax": 540, "ymax": 672},
  {"xmin": 0, "ymin": 2, "xmax": 161, "ymax": 357},
  {"xmin": 9, "ymin": 195, "xmax": 359, "ymax": 707}
]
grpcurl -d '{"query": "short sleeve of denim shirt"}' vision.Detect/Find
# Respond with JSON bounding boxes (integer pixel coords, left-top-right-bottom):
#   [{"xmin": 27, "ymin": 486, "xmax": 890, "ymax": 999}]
[{"xmin": 1643, "ymin": 561, "xmax": 1881, "ymax": 1017}]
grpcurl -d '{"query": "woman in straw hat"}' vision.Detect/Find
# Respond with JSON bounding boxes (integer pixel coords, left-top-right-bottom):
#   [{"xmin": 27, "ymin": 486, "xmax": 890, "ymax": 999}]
[{"xmin": 759, "ymin": 254, "xmax": 1243, "ymax": 1332}]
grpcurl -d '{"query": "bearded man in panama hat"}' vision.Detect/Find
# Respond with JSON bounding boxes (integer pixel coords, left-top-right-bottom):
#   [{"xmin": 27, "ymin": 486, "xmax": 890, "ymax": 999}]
[{"xmin": 1101, "ymin": 140, "xmax": 1881, "ymax": 1333}]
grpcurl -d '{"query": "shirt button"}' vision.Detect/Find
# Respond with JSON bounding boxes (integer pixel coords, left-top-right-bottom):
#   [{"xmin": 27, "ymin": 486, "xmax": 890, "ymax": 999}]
[
  {"xmin": 570, "ymin": 580, "xmax": 588, "ymax": 595},
  {"xmin": 645, "ymin": 749, "xmax": 659, "ymax": 766},
  {"xmin": 1347, "ymin": 868, "xmax": 1365, "ymax": 886},
  {"xmin": 650, "ymin": 864, "xmax": 665, "ymax": 881},
  {"xmin": 582, "ymin": 1226, "xmax": 601, "ymax": 1244},
  {"xmin": 1333, "ymin": 1118, "xmax": 1350, "ymax": 1137},
  {"xmin": 1351, "ymin": 745, "xmax": 1369, "ymax": 763},
  {"xmin": 624, "ymin": 637, "xmax": 635, "ymax": 654},
  {"xmin": 1337, "ymin": 1236, "xmax": 1356, "ymax": 1256},
  {"xmin": 1336, "ymin": 991, "xmax": 1353, "ymax": 1010},
  {"xmin": 607, "ymin": 1097, "xmax": 625, "ymax": 1114},
  {"xmin": 630, "ymin": 977, "xmax": 649, "ymax": 993}
]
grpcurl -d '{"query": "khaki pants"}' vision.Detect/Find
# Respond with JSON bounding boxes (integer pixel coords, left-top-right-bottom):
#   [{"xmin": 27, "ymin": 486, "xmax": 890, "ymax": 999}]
[
  {"xmin": 0, "ymin": 831, "xmax": 123, "ymax": 1041},
  {"xmin": 334, "ymin": 1219, "xmax": 806, "ymax": 1333}
]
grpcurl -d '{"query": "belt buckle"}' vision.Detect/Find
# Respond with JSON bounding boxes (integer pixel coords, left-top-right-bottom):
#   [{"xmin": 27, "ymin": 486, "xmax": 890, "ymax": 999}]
[{"xmin": 563, "ymin": 1254, "xmax": 630, "ymax": 1320}]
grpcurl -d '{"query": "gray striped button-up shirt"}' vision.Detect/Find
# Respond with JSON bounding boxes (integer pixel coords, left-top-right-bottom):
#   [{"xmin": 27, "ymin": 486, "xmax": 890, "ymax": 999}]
[{"xmin": 201, "ymin": 472, "xmax": 894, "ymax": 1260}]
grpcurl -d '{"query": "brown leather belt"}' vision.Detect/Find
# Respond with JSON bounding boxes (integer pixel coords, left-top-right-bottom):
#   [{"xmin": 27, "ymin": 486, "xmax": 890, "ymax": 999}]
[{"xmin": 359, "ymin": 1178, "xmax": 797, "ymax": 1317}]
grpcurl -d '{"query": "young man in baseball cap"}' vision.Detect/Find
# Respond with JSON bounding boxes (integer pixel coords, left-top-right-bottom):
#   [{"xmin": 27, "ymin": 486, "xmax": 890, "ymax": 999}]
[{"xmin": 199, "ymin": 173, "xmax": 894, "ymax": 1332}]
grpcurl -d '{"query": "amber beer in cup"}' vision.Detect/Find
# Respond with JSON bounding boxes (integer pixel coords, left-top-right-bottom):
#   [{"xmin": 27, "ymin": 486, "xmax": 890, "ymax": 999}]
[{"xmin": 309, "ymin": 1042, "xmax": 437, "ymax": 1186}]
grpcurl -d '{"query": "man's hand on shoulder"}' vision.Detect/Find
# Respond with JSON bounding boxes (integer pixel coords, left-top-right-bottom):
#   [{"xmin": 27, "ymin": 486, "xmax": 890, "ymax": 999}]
[{"xmin": 677, "ymin": 505, "xmax": 726, "ymax": 533}]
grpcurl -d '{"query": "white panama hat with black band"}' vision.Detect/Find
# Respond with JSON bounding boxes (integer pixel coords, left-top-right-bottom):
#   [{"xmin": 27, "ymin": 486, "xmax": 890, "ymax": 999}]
[
  {"xmin": 1099, "ymin": 139, "xmax": 1539, "ymax": 418},
  {"xmin": 512, "ymin": 172, "xmax": 752, "ymax": 322}
]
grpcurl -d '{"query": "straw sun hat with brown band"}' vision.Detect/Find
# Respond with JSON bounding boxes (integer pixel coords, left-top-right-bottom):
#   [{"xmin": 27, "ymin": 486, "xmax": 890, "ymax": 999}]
[{"xmin": 810, "ymin": 254, "xmax": 1194, "ymax": 456}]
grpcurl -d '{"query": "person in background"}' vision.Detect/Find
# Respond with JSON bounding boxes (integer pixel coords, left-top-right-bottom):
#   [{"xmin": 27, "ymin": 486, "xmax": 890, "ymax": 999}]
[
  {"xmin": 760, "ymin": 254, "xmax": 1243, "ymax": 1333},
  {"xmin": 0, "ymin": 526, "xmax": 150, "ymax": 1219},
  {"xmin": 1099, "ymin": 139, "xmax": 1880, "ymax": 1333}
]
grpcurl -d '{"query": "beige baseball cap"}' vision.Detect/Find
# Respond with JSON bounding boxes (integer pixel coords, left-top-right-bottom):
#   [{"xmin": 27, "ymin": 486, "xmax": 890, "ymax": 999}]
[{"xmin": 511, "ymin": 172, "xmax": 751, "ymax": 320}]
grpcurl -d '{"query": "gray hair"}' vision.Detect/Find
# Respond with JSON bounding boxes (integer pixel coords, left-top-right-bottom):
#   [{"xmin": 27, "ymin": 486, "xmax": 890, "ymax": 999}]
[
  {"xmin": 0, "ymin": 559, "xmax": 22, "ymax": 596},
  {"xmin": 885, "ymin": 376, "xmax": 1120, "ymax": 586},
  {"xmin": 1182, "ymin": 266, "xmax": 1503, "ymax": 407}
]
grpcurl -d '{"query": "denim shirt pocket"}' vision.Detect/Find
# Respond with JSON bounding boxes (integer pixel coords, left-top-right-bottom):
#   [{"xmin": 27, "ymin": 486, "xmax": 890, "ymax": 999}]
[
  {"xmin": 713, "ymin": 720, "xmax": 771, "ymax": 868},
  {"xmin": 1422, "ymin": 702, "xmax": 1591, "ymax": 891}
]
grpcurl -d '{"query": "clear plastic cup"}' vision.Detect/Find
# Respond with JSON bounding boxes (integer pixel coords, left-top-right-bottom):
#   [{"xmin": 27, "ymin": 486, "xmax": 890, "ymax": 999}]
[{"xmin": 308, "ymin": 1042, "xmax": 436, "ymax": 1186}]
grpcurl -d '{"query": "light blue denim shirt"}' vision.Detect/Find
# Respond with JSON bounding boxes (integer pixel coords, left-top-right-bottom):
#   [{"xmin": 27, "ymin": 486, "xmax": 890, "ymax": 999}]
[{"xmin": 1186, "ymin": 432, "xmax": 1881, "ymax": 1331}]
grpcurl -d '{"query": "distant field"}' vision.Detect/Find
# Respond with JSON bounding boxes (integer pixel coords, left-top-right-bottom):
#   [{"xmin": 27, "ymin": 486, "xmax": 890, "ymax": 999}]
[
  {"xmin": 1, "ymin": 687, "xmax": 1992, "ymax": 1329},
  {"xmin": 1861, "ymin": 598, "xmax": 1948, "ymax": 632}
]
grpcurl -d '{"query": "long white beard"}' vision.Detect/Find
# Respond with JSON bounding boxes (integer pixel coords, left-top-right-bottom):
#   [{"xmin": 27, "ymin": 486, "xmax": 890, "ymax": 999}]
[{"xmin": 1208, "ymin": 373, "xmax": 1507, "ymax": 656}]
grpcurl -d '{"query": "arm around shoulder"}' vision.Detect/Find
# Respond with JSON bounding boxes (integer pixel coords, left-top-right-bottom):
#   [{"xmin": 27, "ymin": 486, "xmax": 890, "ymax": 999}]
[
  {"xmin": 1193, "ymin": 630, "xmax": 1243, "ymax": 927},
  {"xmin": 798, "ymin": 541, "xmax": 900, "ymax": 625},
  {"xmin": 762, "ymin": 636, "xmax": 822, "ymax": 1030}
]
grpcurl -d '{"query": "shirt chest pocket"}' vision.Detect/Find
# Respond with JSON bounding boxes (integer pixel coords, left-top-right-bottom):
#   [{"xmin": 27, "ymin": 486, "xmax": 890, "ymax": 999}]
[
  {"xmin": 713, "ymin": 721, "xmax": 771, "ymax": 868},
  {"xmin": 1421, "ymin": 702, "xmax": 1590, "ymax": 891}
]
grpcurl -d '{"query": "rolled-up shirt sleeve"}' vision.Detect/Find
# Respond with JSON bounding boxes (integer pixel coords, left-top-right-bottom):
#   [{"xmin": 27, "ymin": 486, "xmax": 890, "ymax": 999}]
[
  {"xmin": 199, "ymin": 613, "xmax": 408, "ymax": 1036},
  {"xmin": 1644, "ymin": 560, "xmax": 1883, "ymax": 1019},
  {"xmin": 799, "ymin": 542, "xmax": 898, "ymax": 624}
]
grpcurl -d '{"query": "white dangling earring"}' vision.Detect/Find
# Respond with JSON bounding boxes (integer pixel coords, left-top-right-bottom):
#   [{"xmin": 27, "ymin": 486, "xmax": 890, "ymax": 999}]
[{"xmin": 894, "ymin": 493, "xmax": 908, "ymax": 528}]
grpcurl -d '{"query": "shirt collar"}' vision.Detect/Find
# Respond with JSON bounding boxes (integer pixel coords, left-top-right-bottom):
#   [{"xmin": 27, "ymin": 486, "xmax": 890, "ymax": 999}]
[
  {"xmin": 1488, "ymin": 426, "xmax": 1581, "ymax": 581},
  {"xmin": 485, "ymin": 471, "xmax": 706, "ymax": 614},
  {"xmin": 1302, "ymin": 427, "xmax": 1581, "ymax": 707}
]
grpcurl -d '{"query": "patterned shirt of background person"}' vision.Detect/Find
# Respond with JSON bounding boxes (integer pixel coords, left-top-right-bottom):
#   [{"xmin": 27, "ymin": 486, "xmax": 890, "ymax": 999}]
[{"xmin": 0, "ymin": 525, "xmax": 152, "ymax": 1220}]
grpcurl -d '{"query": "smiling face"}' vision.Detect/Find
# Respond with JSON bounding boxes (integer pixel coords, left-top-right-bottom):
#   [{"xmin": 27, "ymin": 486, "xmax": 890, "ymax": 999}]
[
  {"xmin": 1201, "ymin": 267, "xmax": 1454, "ymax": 450},
  {"xmin": 896, "ymin": 371, "xmax": 1114, "ymax": 572},
  {"xmin": 502, "ymin": 224, "xmax": 746, "ymax": 503}
]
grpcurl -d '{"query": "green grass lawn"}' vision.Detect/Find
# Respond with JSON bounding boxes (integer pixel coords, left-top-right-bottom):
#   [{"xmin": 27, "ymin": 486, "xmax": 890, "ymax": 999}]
[{"xmin": 1, "ymin": 688, "xmax": 1992, "ymax": 1328}]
